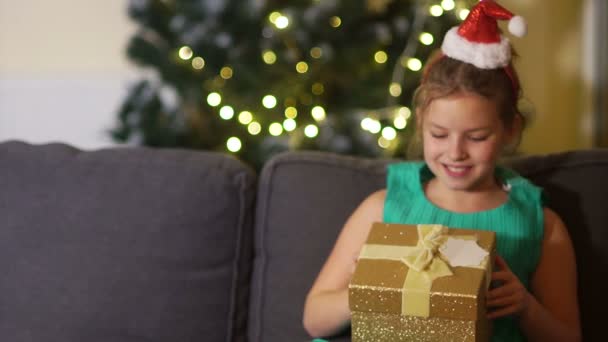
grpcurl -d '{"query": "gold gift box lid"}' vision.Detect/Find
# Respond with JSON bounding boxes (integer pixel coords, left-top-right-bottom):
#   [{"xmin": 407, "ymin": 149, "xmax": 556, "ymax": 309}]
[{"xmin": 349, "ymin": 222, "xmax": 496, "ymax": 321}]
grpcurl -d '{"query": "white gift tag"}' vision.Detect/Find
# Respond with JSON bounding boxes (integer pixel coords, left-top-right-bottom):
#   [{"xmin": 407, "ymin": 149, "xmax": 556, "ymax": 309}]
[{"xmin": 439, "ymin": 237, "xmax": 489, "ymax": 267}]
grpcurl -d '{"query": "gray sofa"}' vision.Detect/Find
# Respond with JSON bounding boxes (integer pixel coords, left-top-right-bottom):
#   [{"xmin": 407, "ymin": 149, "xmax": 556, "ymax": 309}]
[{"xmin": 0, "ymin": 140, "xmax": 605, "ymax": 341}]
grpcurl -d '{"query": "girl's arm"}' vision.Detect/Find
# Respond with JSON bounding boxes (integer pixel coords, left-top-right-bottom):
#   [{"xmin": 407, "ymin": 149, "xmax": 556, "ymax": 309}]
[
  {"xmin": 520, "ymin": 208, "xmax": 581, "ymax": 341},
  {"xmin": 302, "ymin": 189, "xmax": 386, "ymax": 338}
]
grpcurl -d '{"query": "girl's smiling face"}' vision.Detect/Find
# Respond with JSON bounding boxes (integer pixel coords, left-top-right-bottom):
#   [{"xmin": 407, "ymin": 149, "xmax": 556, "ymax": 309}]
[{"xmin": 420, "ymin": 91, "xmax": 516, "ymax": 193}]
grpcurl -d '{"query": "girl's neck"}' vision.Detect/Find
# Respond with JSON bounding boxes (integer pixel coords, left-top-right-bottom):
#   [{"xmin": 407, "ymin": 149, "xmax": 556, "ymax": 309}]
[{"xmin": 423, "ymin": 178, "xmax": 509, "ymax": 213}]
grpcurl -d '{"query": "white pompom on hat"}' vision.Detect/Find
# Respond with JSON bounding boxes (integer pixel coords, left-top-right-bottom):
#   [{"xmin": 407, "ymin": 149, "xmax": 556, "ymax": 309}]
[{"xmin": 441, "ymin": 0, "xmax": 527, "ymax": 69}]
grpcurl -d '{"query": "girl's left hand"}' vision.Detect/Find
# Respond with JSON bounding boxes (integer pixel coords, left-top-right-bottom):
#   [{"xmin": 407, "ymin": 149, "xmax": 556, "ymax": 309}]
[{"xmin": 486, "ymin": 255, "xmax": 532, "ymax": 319}]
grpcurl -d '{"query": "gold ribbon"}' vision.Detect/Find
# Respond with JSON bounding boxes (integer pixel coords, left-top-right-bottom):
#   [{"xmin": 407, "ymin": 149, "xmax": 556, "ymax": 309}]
[{"xmin": 358, "ymin": 224, "xmax": 480, "ymax": 317}]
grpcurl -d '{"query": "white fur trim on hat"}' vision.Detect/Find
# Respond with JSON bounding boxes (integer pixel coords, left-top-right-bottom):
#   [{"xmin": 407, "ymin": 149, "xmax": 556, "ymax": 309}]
[{"xmin": 441, "ymin": 27, "xmax": 512, "ymax": 69}]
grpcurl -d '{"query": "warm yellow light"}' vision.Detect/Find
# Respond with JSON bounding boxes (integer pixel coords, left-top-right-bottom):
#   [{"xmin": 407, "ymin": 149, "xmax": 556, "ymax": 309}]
[
  {"xmin": 378, "ymin": 137, "xmax": 390, "ymax": 149},
  {"xmin": 310, "ymin": 47, "xmax": 323, "ymax": 59},
  {"xmin": 394, "ymin": 107, "xmax": 411, "ymax": 129},
  {"xmin": 178, "ymin": 46, "xmax": 193, "ymax": 60},
  {"xmin": 263, "ymin": 50, "xmax": 277, "ymax": 64},
  {"xmin": 394, "ymin": 115, "xmax": 408, "ymax": 129},
  {"xmin": 329, "ymin": 16, "xmax": 342, "ymax": 28},
  {"xmin": 311, "ymin": 106, "xmax": 326, "ymax": 122},
  {"xmin": 361, "ymin": 117, "xmax": 381, "ymax": 133},
  {"xmin": 382, "ymin": 127, "xmax": 397, "ymax": 140},
  {"xmin": 262, "ymin": 95, "xmax": 277, "ymax": 109},
  {"xmin": 430, "ymin": 5, "xmax": 444, "ymax": 17},
  {"xmin": 269, "ymin": 122, "xmax": 283, "ymax": 136},
  {"xmin": 219, "ymin": 106, "xmax": 234, "ymax": 120},
  {"xmin": 220, "ymin": 67, "xmax": 233, "ymax": 79},
  {"xmin": 459, "ymin": 9, "xmax": 470, "ymax": 20},
  {"xmin": 238, "ymin": 111, "xmax": 253, "ymax": 124},
  {"xmin": 207, "ymin": 92, "xmax": 222, "ymax": 107},
  {"xmin": 285, "ymin": 107, "xmax": 298, "ymax": 119},
  {"xmin": 419, "ymin": 32, "xmax": 434, "ymax": 45},
  {"xmin": 374, "ymin": 51, "xmax": 388, "ymax": 64},
  {"xmin": 192, "ymin": 57, "xmax": 205, "ymax": 69},
  {"xmin": 248, "ymin": 122, "xmax": 262, "ymax": 135},
  {"xmin": 398, "ymin": 106, "xmax": 412, "ymax": 119},
  {"xmin": 226, "ymin": 137, "xmax": 242, "ymax": 152},
  {"xmin": 312, "ymin": 83, "xmax": 324, "ymax": 95},
  {"xmin": 407, "ymin": 58, "xmax": 422, "ymax": 71},
  {"xmin": 304, "ymin": 124, "xmax": 319, "ymax": 138},
  {"xmin": 361, "ymin": 118, "xmax": 373, "ymax": 131},
  {"xmin": 283, "ymin": 118, "xmax": 296, "ymax": 131},
  {"xmin": 296, "ymin": 61, "xmax": 309, "ymax": 73},
  {"xmin": 389, "ymin": 83, "xmax": 402, "ymax": 97},
  {"xmin": 269, "ymin": 12, "xmax": 281, "ymax": 24},
  {"xmin": 275, "ymin": 16, "xmax": 289, "ymax": 29},
  {"xmin": 370, "ymin": 122, "xmax": 381, "ymax": 134},
  {"xmin": 441, "ymin": 0, "xmax": 455, "ymax": 11}
]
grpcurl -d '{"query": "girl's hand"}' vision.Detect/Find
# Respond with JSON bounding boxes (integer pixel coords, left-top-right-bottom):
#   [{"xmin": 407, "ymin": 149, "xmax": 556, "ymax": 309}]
[{"xmin": 486, "ymin": 255, "xmax": 532, "ymax": 319}]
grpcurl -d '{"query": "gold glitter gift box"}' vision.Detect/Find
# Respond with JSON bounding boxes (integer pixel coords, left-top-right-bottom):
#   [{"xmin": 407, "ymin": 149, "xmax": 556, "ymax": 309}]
[{"xmin": 349, "ymin": 223, "xmax": 496, "ymax": 342}]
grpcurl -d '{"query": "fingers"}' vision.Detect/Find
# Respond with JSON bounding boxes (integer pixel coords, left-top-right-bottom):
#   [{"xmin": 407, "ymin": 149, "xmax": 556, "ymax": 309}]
[
  {"xmin": 488, "ymin": 271, "xmax": 526, "ymax": 302},
  {"xmin": 487, "ymin": 282, "xmax": 518, "ymax": 299},
  {"xmin": 487, "ymin": 290, "xmax": 531, "ymax": 319},
  {"xmin": 494, "ymin": 254, "xmax": 510, "ymax": 271},
  {"xmin": 486, "ymin": 255, "xmax": 530, "ymax": 319},
  {"xmin": 487, "ymin": 305, "xmax": 519, "ymax": 319},
  {"xmin": 487, "ymin": 292, "xmax": 521, "ymax": 308},
  {"xmin": 491, "ymin": 270, "xmax": 513, "ymax": 282}
]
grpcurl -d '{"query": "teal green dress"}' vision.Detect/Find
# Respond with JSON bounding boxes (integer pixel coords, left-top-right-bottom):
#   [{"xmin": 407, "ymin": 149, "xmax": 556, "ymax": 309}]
[{"xmin": 384, "ymin": 162, "xmax": 544, "ymax": 342}]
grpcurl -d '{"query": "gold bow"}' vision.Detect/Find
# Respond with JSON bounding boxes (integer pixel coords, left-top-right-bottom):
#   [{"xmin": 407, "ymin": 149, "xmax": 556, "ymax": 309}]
[
  {"xmin": 358, "ymin": 224, "xmax": 463, "ymax": 316},
  {"xmin": 401, "ymin": 224, "xmax": 453, "ymax": 281}
]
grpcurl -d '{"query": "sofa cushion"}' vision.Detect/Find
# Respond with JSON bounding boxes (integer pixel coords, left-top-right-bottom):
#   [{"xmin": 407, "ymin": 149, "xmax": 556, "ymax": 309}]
[
  {"xmin": 250, "ymin": 149, "xmax": 608, "ymax": 341},
  {"xmin": 0, "ymin": 141, "xmax": 256, "ymax": 342},
  {"xmin": 248, "ymin": 152, "xmax": 391, "ymax": 342}
]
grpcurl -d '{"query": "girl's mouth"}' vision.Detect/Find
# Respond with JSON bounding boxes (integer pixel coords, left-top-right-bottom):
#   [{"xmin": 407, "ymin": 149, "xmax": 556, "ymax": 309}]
[{"xmin": 443, "ymin": 164, "xmax": 472, "ymax": 177}]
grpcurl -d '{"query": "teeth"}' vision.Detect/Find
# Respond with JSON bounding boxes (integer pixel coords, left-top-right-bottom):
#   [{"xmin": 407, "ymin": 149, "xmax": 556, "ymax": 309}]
[{"xmin": 446, "ymin": 166, "xmax": 468, "ymax": 172}]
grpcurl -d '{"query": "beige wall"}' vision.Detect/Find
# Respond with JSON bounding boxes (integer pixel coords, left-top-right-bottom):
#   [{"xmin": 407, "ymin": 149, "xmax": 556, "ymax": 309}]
[
  {"xmin": 0, "ymin": 1, "xmax": 133, "ymax": 75},
  {"xmin": 0, "ymin": 1, "xmax": 135, "ymax": 149},
  {"xmin": 502, "ymin": 0, "xmax": 590, "ymax": 154}
]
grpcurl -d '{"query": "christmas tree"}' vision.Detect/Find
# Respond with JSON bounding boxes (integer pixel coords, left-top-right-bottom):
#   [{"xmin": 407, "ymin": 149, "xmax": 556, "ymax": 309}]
[{"xmin": 113, "ymin": 0, "xmax": 467, "ymax": 169}]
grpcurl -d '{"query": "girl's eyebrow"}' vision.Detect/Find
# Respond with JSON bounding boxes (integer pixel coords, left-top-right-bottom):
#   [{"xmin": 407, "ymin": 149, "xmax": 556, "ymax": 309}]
[{"xmin": 429, "ymin": 123, "xmax": 492, "ymax": 132}]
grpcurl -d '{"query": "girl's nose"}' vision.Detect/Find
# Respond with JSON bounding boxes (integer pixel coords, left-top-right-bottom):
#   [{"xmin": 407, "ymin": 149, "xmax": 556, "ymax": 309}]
[{"xmin": 448, "ymin": 139, "xmax": 468, "ymax": 160}]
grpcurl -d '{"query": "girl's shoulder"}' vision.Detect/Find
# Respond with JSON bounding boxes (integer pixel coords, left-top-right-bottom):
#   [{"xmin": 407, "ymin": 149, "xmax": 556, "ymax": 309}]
[
  {"xmin": 342, "ymin": 189, "xmax": 387, "ymax": 224},
  {"xmin": 542, "ymin": 207, "xmax": 567, "ymax": 234},
  {"xmin": 360, "ymin": 188, "xmax": 387, "ymax": 211}
]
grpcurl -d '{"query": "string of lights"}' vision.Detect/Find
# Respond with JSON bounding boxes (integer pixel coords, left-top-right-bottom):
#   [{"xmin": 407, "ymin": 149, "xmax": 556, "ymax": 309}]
[{"xmin": 116, "ymin": 0, "xmax": 470, "ymax": 167}]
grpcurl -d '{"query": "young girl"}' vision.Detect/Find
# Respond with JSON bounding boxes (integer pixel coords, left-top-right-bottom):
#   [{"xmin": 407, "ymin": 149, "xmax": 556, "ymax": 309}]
[{"xmin": 303, "ymin": 1, "xmax": 581, "ymax": 341}]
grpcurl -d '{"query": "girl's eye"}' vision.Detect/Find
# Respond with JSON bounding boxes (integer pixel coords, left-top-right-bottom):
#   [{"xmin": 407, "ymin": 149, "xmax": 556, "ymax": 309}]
[
  {"xmin": 469, "ymin": 136, "xmax": 489, "ymax": 142},
  {"xmin": 430, "ymin": 133, "xmax": 447, "ymax": 139}
]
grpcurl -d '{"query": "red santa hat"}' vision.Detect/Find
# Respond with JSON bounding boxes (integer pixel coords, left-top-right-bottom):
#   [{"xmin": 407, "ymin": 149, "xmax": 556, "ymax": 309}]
[{"xmin": 441, "ymin": 0, "xmax": 527, "ymax": 69}]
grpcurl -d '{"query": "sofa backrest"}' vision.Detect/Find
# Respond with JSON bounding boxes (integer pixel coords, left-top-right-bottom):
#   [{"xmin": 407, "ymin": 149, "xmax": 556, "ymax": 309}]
[
  {"xmin": 0, "ymin": 141, "xmax": 256, "ymax": 342},
  {"xmin": 248, "ymin": 152, "xmax": 391, "ymax": 342},
  {"xmin": 509, "ymin": 150, "xmax": 608, "ymax": 341},
  {"xmin": 249, "ymin": 149, "xmax": 608, "ymax": 342}
]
